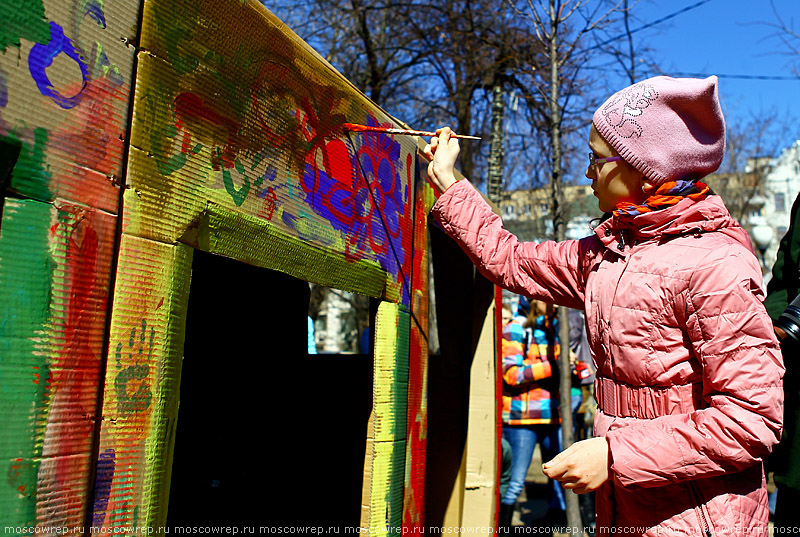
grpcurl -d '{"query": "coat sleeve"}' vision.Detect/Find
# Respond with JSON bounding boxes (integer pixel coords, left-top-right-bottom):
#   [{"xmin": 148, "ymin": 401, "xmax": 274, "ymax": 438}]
[
  {"xmin": 430, "ymin": 180, "xmax": 590, "ymax": 310},
  {"xmin": 605, "ymin": 244, "xmax": 785, "ymax": 488},
  {"xmin": 502, "ymin": 339, "xmax": 553, "ymax": 386}
]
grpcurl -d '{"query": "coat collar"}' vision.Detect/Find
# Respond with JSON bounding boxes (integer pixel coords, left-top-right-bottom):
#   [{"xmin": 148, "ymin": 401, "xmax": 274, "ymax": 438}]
[{"xmin": 593, "ymin": 195, "xmax": 753, "ymax": 254}]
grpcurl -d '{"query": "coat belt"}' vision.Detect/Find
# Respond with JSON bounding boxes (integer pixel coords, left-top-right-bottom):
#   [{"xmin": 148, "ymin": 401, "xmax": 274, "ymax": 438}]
[{"xmin": 595, "ymin": 376, "xmax": 704, "ymax": 419}]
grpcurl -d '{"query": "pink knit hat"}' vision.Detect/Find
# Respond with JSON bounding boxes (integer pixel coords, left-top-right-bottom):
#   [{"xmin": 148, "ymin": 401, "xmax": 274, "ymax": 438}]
[{"xmin": 592, "ymin": 75, "xmax": 725, "ymax": 185}]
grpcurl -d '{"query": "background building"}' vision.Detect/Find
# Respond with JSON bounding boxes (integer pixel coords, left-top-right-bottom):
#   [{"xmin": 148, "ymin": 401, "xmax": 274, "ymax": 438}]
[
  {"xmin": 498, "ymin": 184, "xmax": 600, "ymax": 242},
  {"xmin": 760, "ymin": 141, "xmax": 800, "ymax": 276},
  {"xmin": 705, "ymin": 141, "xmax": 800, "ymax": 280}
]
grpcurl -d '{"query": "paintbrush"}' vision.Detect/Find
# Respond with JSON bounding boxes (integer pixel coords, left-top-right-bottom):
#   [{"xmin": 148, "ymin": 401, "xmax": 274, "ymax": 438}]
[{"xmin": 343, "ymin": 123, "xmax": 481, "ymax": 140}]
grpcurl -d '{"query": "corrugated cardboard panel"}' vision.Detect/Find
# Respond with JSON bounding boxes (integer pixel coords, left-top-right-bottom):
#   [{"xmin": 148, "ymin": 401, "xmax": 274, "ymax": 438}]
[
  {"xmin": 1, "ymin": 0, "xmax": 451, "ymax": 530},
  {"xmin": 1, "ymin": 0, "xmax": 139, "ymax": 526},
  {"xmin": 361, "ymin": 422, "xmax": 375, "ymax": 530},
  {"xmin": 0, "ymin": 197, "xmax": 117, "ymax": 529},
  {"xmin": 181, "ymin": 202, "xmax": 392, "ymax": 301},
  {"xmin": 373, "ymin": 305, "xmax": 409, "ymax": 444},
  {"xmin": 403, "ymin": 167, "xmax": 435, "ymax": 530},
  {"xmin": 93, "ymin": 234, "xmax": 192, "ymax": 530},
  {"xmin": 366, "ymin": 302, "xmax": 409, "ymax": 532},
  {"xmin": 462, "ymin": 299, "xmax": 499, "ymax": 529},
  {"xmin": 37, "ymin": 203, "xmax": 117, "ymax": 530},
  {"xmin": 369, "ymin": 439, "xmax": 407, "ymax": 533},
  {"xmin": 0, "ymin": 0, "xmax": 138, "ymax": 212},
  {"xmin": 126, "ymin": 0, "xmax": 416, "ymax": 304},
  {"xmin": 0, "ymin": 199, "xmax": 55, "ymax": 526}
]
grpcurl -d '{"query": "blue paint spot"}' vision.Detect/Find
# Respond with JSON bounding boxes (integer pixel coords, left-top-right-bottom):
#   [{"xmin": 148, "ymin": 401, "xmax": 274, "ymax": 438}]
[
  {"xmin": 0, "ymin": 65, "xmax": 8, "ymax": 108},
  {"xmin": 91, "ymin": 448, "xmax": 115, "ymax": 527},
  {"xmin": 83, "ymin": 0, "xmax": 107, "ymax": 28},
  {"xmin": 28, "ymin": 22, "xmax": 90, "ymax": 109},
  {"xmin": 256, "ymin": 170, "xmax": 277, "ymax": 198}
]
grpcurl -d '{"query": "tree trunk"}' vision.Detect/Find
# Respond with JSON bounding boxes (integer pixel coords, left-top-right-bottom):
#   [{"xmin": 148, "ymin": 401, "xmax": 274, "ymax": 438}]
[
  {"xmin": 487, "ymin": 82, "xmax": 505, "ymax": 204},
  {"xmin": 548, "ymin": 0, "xmax": 582, "ymax": 531},
  {"xmin": 455, "ymin": 88, "xmax": 476, "ymax": 182}
]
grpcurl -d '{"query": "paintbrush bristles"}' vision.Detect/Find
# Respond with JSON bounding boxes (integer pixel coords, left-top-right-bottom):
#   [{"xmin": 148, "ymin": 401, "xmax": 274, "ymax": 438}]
[{"xmin": 343, "ymin": 123, "xmax": 481, "ymax": 140}]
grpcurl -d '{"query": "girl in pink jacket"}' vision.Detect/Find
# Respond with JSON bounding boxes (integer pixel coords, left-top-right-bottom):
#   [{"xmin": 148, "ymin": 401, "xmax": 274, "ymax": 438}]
[{"xmin": 424, "ymin": 76, "xmax": 784, "ymax": 537}]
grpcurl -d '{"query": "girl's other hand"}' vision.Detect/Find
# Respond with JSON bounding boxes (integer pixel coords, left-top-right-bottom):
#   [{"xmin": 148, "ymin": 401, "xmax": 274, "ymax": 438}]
[
  {"xmin": 422, "ymin": 127, "xmax": 459, "ymax": 193},
  {"xmin": 542, "ymin": 437, "xmax": 610, "ymax": 495}
]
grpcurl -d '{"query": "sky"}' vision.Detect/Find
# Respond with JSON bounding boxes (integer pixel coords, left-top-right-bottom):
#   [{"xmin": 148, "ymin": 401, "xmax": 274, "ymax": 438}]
[{"xmin": 618, "ymin": 0, "xmax": 800, "ymax": 152}]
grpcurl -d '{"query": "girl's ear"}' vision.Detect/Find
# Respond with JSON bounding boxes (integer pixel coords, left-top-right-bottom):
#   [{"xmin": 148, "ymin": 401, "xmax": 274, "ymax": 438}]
[{"xmin": 641, "ymin": 178, "xmax": 657, "ymax": 196}]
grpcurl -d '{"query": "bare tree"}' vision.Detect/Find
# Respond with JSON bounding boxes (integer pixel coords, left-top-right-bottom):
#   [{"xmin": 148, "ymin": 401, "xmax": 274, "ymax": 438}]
[
  {"xmin": 268, "ymin": 0, "xmax": 428, "ymax": 119},
  {"xmin": 482, "ymin": 19, "xmax": 549, "ymax": 201},
  {"xmin": 707, "ymin": 107, "xmax": 792, "ymax": 225},
  {"xmin": 587, "ymin": 0, "xmax": 675, "ymax": 86},
  {"xmin": 404, "ymin": 0, "xmax": 546, "ymax": 184},
  {"xmin": 768, "ymin": 0, "xmax": 800, "ymax": 77},
  {"xmin": 270, "ymin": 0, "xmax": 528, "ymax": 185},
  {"xmin": 620, "ymin": 0, "xmax": 636, "ymax": 83}
]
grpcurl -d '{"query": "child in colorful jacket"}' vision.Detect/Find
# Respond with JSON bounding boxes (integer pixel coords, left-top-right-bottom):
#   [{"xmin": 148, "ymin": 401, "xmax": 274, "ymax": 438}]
[
  {"xmin": 424, "ymin": 76, "xmax": 783, "ymax": 537},
  {"xmin": 501, "ymin": 299, "xmax": 565, "ymax": 524}
]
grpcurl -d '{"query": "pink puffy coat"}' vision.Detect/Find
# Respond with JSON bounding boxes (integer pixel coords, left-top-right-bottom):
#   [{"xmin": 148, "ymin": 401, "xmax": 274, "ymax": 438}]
[{"xmin": 431, "ymin": 180, "xmax": 784, "ymax": 537}]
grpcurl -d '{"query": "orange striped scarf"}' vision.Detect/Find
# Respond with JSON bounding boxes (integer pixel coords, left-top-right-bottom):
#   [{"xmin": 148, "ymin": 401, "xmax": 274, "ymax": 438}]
[{"xmin": 614, "ymin": 179, "xmax": 710, "ymax": 217}]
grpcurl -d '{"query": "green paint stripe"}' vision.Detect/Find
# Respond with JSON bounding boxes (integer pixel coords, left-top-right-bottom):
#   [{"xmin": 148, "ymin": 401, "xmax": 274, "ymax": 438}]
[
  {"xmin": 0, "ymin": 0, "xmax": 51, "ymax": 53},
  {"xmin": 182, "ymin": 202, "xmax": 392, "ymax": 301},
  {"xmin": 371, "ymin": 303, "xmax": 409, "ymax": 530},
  {"xmin": 2, "ymin": 128, "xmax": 53, "ymax": 203},
  {"xmin": 0, "ymin": 198, "xmax": 54, "ymax": 525}
]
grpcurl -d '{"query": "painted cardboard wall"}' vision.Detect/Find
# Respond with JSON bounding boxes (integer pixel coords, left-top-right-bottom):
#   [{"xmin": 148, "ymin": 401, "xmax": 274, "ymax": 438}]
[
  {"xmin": 0, "ymin": 0, "xmax": 138, "ymax": 527},
  {"xmin": 0, "ymin": 0, "xmax": 496, "ymax": 531}
]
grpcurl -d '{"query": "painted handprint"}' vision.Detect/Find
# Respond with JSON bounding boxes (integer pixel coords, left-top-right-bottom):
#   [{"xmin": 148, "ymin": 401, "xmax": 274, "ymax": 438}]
[{"xmin": 114, "ymin": 318, "xmax": 154, "ymax": 416}]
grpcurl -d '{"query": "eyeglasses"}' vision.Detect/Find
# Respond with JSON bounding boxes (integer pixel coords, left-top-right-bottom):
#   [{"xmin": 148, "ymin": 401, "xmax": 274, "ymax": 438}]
[{"xmin": 589, "ymin": 152, "xmax": 624, "ymax": 169}]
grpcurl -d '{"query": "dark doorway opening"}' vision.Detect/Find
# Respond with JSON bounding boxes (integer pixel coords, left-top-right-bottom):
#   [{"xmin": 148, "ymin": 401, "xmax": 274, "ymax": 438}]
[{"xmin": 167, "ymin": 249, "xmax": 373, "ymax": 527}]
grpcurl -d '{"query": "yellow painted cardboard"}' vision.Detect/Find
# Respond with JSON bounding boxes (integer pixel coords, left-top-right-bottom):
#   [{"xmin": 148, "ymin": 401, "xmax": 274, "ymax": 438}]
[
  {"xmin": 94, "ymin": 234, "xmax": 192, "ymax": 530},
  {"xmin": 126, "ymin": 0, "xmax": 418, "ymax": 305}
]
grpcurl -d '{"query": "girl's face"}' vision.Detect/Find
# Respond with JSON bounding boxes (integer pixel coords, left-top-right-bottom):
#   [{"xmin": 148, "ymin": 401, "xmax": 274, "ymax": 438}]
[
  {"xmin": 586, "ymin": 125, "xmax": 647, "ymax": 213},
  {"xmin": 530, "ymin": 299, "xmax": 552, "ymax": 319}
]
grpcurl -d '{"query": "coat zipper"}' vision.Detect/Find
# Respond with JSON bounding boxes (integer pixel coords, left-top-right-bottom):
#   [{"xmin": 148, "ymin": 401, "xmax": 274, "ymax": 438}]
[
  {"xmin": 688, "ymin": 481, "xmax": 712, "ymax": 537},
  {"xmin": 605, "ymin": 229, "xmax": 630, "ymax": 381}
]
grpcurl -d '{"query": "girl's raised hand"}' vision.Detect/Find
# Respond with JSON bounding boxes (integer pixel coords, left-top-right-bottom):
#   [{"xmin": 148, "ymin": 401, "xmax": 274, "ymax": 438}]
[
  {"xmin": 422, "ymin": 127, "xmax": 460, "ymax": 193},
  {"xmin": 542, "ymin": 437, "xmax": 610, "ymax": 495}
]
